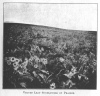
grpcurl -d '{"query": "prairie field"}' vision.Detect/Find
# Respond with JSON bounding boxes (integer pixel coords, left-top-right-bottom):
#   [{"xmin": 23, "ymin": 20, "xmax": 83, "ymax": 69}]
[{"xmin": 3, "ymin": 23, "xmax": 97, "ymax": 89}]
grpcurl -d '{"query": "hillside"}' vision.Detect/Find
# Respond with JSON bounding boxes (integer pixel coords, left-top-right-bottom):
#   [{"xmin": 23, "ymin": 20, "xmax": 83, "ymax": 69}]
[
  {"xmin": 3, "ymin": 23, "xmax": 97, "ymax": 89},
  {"xmin": 4, "ymin": 23, "xmax": 97, "ymax": 55}
]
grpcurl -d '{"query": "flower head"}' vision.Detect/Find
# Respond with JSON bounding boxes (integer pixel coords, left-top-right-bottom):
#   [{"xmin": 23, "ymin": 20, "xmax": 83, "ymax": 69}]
[
  {"xmin": 40, "ymin": 58, "xmax": 48, "ymax": 65},
  {"xmin": 59, "ymin": 57, "xmax": 65, "ymax": 62},
  {"xmin": 13, "ymin": 62, "xmax": 19, "ymax": 70},
  {"xmin": 50, "ymin": 82, "xmax": 56, "ymax": 89},
  {"xmin": 9, "ymin": 57, "xmax": 16, "ymax": 62},
  {"xmin": 34, "ymin": 56, "xmax": 40, "ymax": 63},
  {"xmin": 34, "ymin": 64, "xmax": 38, "ymax": 68}
]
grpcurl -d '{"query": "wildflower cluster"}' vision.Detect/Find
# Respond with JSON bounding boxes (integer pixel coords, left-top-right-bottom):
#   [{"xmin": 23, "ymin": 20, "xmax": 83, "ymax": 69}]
[{"xmin": 4, "ymin": 42, "xmax": 96, "ymax": 89}]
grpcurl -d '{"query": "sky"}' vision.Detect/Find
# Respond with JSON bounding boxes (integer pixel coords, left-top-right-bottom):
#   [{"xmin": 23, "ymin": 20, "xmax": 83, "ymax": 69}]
[{"xmin": 4, "ymin": 3, "xmax": 97, "ymax": 31}]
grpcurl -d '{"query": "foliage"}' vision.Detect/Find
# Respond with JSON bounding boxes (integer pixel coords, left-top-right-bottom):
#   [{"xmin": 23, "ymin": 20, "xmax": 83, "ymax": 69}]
[
  {"xmin": 4, "ymin": 41, "xmax": 96, "ymax": 89},
  {"xmin": 4, "ymin": 23, "xmax": 97, "ymax": 89}
]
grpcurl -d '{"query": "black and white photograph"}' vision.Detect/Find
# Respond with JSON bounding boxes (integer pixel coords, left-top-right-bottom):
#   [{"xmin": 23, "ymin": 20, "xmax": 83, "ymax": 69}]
[{"xmin": 3, "ymin": 3, "xmax": 97, "ymax": 89}]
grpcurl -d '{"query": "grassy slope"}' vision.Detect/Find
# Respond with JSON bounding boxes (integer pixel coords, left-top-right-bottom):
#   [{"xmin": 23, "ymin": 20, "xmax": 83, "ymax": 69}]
[
  {"xmin": 4, "ymin": 23, "xmax": 97, "ymax": 55},
  {"xmin": 3, "ymin": 23, "xmax": 97, "ymax": 89}
]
